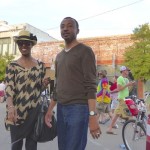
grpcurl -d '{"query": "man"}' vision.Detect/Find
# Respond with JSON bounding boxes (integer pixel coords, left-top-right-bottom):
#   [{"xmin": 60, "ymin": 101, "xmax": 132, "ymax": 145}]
[
  {"xmin": 106, "ymin": 66, "xmax": 135, "ymax": 134},
  {"xmin": 45, "ymin": 17, "xmax": 101, "ymax": 150}
]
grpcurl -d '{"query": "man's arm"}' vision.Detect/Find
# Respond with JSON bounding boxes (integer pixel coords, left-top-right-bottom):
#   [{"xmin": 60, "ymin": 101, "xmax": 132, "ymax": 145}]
[
  {"xmin": 45, "ymin": 99, "xmax": 57, "ymax": 128},
  {"xmin": 88, "ymin": 99, "xmax": 101, "ymax": 139},
  {"xmin": 117, "ymin": 81, "xmax": 135, "ymax": 92},
  {"xmin": 110, "ymin": 89, "xmax": 118, "ymax": 94},
  {"xmin": 81, "ymin": 47, "xmax": 101, "ymax": 138}
]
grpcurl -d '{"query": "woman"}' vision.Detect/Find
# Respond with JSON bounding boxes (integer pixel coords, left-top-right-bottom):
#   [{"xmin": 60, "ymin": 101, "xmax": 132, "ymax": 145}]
[
  {"xmin": 110, "ymin": 75, "xmax": 119, "ymax": 114},
  {"xmin": 96, "ymin": 70, "xmax": 112, "ymax": 124},
  {"xmin": 5, "ymin": 30, "xmax": 50, "ymax": 150},
  {"xmin": 110, "ymin": 75, "xmax": 119, "ymax": 128}
]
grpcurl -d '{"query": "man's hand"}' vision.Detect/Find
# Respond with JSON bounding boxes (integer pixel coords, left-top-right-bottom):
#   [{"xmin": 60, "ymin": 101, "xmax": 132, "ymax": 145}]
[
  {"xmin": 127, "ymin": 81, "xmax": 136, "ymax": 87},
  {"xmin": 89, "ymin": 115, "xmax": 101, "ymax": 139},
  {"xmin": 45, "ymin": 110, "xmax": 53, "ymax": 128},
  {"xmin": 45, "ymin": 99, "xmax": 57, "ymax": 128}
]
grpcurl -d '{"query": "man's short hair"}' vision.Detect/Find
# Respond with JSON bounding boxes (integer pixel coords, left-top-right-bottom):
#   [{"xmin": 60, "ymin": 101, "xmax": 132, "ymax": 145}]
[{"xmin": 63, "ymin": 17, "xmax": 79, "ymax": 29}]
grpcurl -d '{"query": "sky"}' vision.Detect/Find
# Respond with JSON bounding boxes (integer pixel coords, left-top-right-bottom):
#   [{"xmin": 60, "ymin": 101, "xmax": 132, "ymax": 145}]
[{"xmin": 0, "ymin": 0, "xmax": 150, "ymax": 40}]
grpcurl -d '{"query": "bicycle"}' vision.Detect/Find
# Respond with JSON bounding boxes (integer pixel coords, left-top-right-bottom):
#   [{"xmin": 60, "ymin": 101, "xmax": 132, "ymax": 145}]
[{"xmin": 122, "ymin": 92, "xmax": 150, "ymax": 150}]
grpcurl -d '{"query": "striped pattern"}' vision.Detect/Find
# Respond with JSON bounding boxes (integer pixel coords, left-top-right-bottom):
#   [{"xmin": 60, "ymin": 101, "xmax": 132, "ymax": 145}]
[{"xmin": 5, "ymin": 60, "xmax": 45, "ymax": 126}]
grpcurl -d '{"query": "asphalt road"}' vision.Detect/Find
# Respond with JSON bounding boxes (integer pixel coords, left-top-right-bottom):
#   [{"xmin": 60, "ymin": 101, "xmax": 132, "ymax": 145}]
[{"xmin": 0, "ymin": 102, "xmax": 128, "ymax": 150}]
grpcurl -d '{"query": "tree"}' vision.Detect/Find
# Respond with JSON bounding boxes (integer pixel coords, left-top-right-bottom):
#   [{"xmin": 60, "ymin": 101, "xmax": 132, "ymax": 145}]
[
  {"xmin": 124, "ymin": 23, "xmax": 150, "ymax": 81},
  {"xmin": 0, "ymin": 52, "xmax": 14, "ymax": 81}
]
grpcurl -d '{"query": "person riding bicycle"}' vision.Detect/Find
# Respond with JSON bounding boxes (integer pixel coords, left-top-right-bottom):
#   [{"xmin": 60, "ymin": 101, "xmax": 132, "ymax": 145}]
[{"xmin": 106, "ymin": 66, "xmax": 135, "ymax": 134}]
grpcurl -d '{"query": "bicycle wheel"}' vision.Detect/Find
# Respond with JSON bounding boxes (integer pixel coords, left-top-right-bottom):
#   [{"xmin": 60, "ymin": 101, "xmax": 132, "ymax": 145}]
[{"xmin": 122, "ymin": 119, "xmax": 146, "ymax": 150}]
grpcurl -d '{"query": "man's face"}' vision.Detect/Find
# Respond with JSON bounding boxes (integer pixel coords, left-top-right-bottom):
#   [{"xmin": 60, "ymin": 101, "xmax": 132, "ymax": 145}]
[
  {"xmin": 123, "ymin": 69, "xmax": 129, "ymax": 77},
  {"xmin": 60, "ymin": 18, "xmax": 79, "ymax": 43}
]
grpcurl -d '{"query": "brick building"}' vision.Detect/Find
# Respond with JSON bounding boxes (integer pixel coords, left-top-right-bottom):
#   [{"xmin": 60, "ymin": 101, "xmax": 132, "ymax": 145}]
[
  {"xmin": 32, "ymin": 34, "xmax": 133, "ymax": 77},
  {"xmin": 32, "ymin": 34, "xmax": 149, "ymax": 98},
  {"xmin": 0, "ymin": 21, "xmax": 147, "ymax": 98}
]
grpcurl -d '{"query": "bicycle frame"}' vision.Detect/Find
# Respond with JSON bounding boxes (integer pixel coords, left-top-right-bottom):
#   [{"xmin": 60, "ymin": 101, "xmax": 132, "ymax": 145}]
[{"xmin": 122, "ymin": 92, "xmax": 150, "ymax": 150}]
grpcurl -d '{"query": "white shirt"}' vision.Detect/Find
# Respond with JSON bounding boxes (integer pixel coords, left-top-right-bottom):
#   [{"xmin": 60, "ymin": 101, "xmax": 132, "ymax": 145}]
[{"xmin": 0, "ymin": 82, "xmax": 5, "ymax": 91}]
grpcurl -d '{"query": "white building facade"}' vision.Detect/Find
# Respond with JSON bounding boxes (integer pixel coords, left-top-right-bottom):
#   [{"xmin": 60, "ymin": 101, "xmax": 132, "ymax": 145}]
[{"xmin": 0, "ymin": 20, "xmax": 57, "ymax": 58}]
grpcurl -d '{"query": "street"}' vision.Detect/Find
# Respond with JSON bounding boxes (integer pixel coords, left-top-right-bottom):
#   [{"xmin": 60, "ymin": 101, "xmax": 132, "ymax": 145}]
[{"xmin": 0, "ymin": 102, "xmax": 129, "ymax": 150}]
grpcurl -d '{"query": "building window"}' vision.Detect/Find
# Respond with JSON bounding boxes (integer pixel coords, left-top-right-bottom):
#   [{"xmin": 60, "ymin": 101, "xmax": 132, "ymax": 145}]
[{"xmin": 0, "ymin": 38, "xmax": 11, "ymax": 55}]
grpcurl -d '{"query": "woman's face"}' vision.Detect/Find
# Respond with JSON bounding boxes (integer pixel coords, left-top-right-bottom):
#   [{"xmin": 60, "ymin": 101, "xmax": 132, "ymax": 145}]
[
  {"xmin": 99, "ymin": 73, "xmax": 104, "ymax": 79},
  {"xmin": 17, "ymin": 40, "xmax": 33, "ymax": 56}
]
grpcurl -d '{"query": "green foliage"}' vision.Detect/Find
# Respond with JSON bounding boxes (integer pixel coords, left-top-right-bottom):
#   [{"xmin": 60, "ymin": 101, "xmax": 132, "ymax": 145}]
[
  {"xmin": 0, "ymin": 52, "xmax": 14, "ymax": 81},
  {"xmin": 124, "ymin": 23, "xmax": 150, "ymax": 81},
  {"xmin": 59, "ymin": 44, "xmax": 65, "ymax": 48}
]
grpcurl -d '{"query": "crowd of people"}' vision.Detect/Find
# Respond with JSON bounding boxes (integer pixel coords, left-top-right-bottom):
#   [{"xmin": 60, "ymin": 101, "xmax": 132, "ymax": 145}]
[
  {"xmin": 1, "ymin": 16, "xmax": 136, "ymax": 150},
  {"xmin": 96, "ymin": 66, "xmax": 135, "ymax": 135}
]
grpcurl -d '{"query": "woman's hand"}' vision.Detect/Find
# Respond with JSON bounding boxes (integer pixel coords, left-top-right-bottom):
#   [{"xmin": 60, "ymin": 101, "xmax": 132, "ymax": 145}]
[
  {"xmin": 7, "ymin": 106, "xmax": 18, "ymax": 124},
  {"xmin": 42, "ymin": 77, "xmax": 51, "ymax": 87}
]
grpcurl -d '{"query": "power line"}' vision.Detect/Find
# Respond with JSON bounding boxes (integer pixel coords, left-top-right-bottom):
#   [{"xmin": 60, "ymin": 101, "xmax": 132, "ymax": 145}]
[
  {"xmin": 79, "ymin": 0, "xmax": 144, "ymax": 21},
  {"xmin": 47, "ymin": 0, "xmax": 144, "ymax": 30}
]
